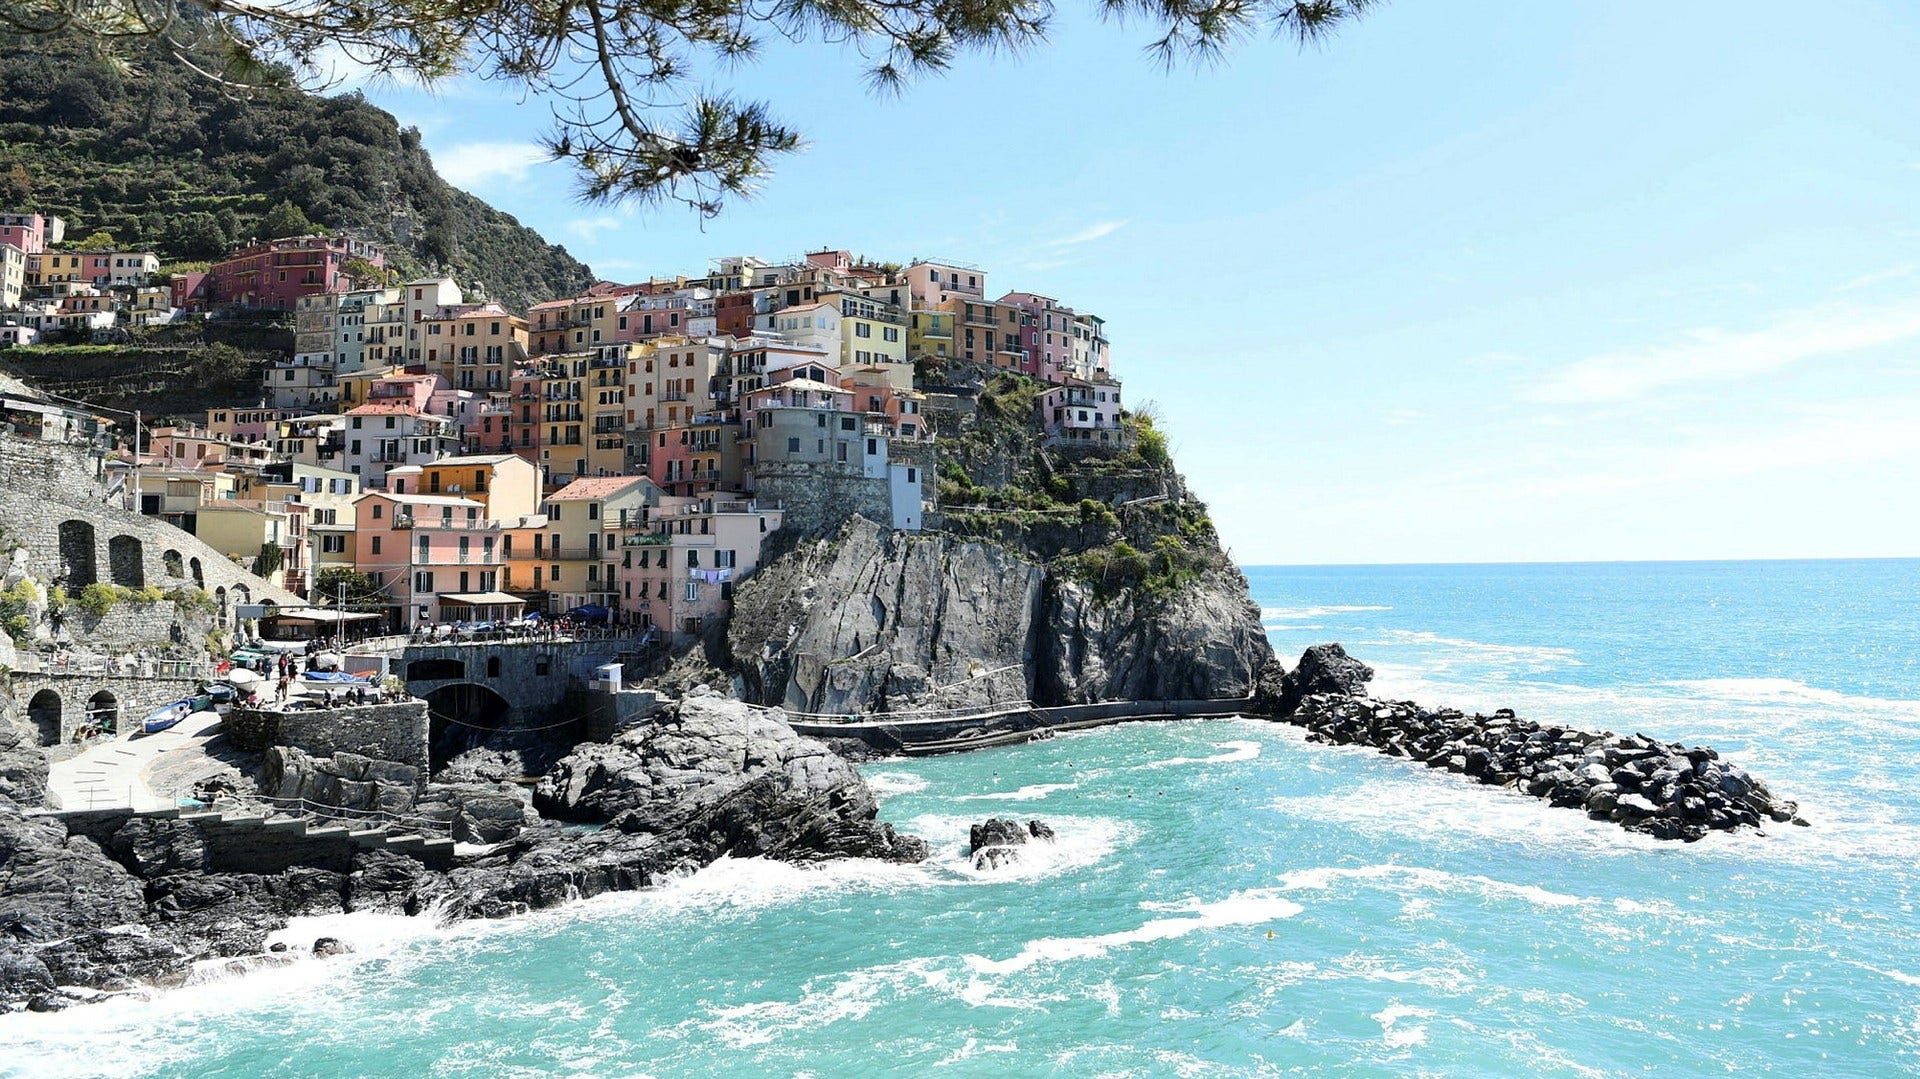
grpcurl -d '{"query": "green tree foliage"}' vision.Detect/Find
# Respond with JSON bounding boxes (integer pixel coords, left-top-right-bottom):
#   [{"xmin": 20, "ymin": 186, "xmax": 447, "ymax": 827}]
[
  {"xmin": 258, "ymin": 198, "xmax": 315, "ymax": 238},
  {"xmin": 0, "ymin": 1, "xmax": 1374, "ymax": 216},
  {"xmin": 74, "ymin": 228, "xmax": 117, "ymax": 249},
  {"xmin": 0, "ymin": 40, "xmax": 597, "ymax": 309},
  {"xmin": 160, "ymin": 211, "xmax": 230, "ymax": 260},
  {"xmin": 314, "ymin": 567, "xmax": 385, "ymax": 609},
  {"xmin": 255, "ymin": 539, "xmax": 284, "ymax": 577}
]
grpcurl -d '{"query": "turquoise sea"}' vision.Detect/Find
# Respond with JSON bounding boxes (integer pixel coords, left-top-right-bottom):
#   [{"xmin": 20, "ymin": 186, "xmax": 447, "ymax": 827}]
[{"xmin": 10, "ymin": 559, "xmax": 1920, "ymax": 1077}]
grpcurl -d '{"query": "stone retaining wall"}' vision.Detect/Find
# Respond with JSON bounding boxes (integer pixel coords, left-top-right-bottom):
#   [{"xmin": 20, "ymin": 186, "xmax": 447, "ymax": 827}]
[{"xmin": 225, "ymin": 701, "xmax": 429, "ymax": 772}]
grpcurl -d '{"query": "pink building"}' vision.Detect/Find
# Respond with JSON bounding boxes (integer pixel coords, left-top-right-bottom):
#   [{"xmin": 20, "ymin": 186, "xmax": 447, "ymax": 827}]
[
  {"xmin": 352, "ymin": 491, "xmax": 506, "ymax": 628},
  {"xmin": 0, "ymin": 213, "xmax": 62, "ymax": 255},
  {"xmin": 203, "ymin": 235, "xmax": 385, "ymax": 311},
  {"xmin": 998, "ymin": 292, "xmax": 1077, "ymax": 384}
]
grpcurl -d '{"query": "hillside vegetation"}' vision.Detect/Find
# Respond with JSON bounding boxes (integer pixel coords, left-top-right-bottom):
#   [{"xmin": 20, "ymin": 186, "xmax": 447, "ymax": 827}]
[{"xmin": 0, "ymin": 38, "xmax": 596, "ymax": 311}]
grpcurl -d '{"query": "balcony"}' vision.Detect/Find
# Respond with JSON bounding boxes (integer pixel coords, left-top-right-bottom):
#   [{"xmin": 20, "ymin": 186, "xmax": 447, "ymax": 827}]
[{"xmin": 621, "ymin": 532, "xmax": 669, "ymax": 547}]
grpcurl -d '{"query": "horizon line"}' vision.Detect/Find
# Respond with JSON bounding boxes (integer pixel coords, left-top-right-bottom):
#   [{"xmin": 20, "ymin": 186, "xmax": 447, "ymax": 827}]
[{"xmin": 1239, "ymin": 554, "xmax": 1920, "ymax": 569}]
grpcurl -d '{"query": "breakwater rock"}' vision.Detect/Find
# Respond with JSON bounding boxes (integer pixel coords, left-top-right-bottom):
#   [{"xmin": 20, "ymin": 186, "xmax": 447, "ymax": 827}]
[{"xmin": 1266, "ymin": 645, "xmax": 1806, "ymax": 841}]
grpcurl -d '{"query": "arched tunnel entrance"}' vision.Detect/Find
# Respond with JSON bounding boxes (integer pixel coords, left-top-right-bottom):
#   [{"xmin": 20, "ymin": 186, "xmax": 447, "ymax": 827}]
[
  {"xmin": 423, "ymin": 683, "xmax": 513, "ymax": 772},
  {"xmin": 27, "ymin": 689, "xmax": 61, "ymax": 746}
]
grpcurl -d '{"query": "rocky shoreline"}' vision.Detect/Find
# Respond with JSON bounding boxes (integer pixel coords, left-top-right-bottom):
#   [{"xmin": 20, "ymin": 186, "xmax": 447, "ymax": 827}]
[
  {"xmin": 1, "ymin": 643, "xmax": 1809, "ymax": 1014},
  {"xmin": 0, "ymin": 694, "xmax": 922, "ymax": 1013},
  {"xmin": 1254, "ymin": 644, "xmax": 1807, "ymax": 841}
]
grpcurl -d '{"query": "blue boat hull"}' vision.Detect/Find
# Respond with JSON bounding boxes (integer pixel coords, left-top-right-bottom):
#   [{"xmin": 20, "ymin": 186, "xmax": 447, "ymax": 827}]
[{"xmin": 141, "ymin": 701, "xmax": 192, "ymax": 734}]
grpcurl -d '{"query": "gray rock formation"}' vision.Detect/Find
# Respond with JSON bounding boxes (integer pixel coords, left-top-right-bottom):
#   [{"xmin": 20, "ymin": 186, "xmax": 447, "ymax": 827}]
[
  {"xmin": 729, "ymin": 517, "xmax": 1270, "ymax": 714},
  {"xmin": 1260, "ymin": 646, "xmax": 1805, "ymax": 842},
  {"xmin": 0, "ymin": 715, "xmax": 48, "ymax": 809},
  {"xmin": 967, "ymin": 818, "xmax": 1053, "ymax": 870},
  {"xmin": 1253, "ymin": 642, "xmax": 1376, "ymax": 717}
]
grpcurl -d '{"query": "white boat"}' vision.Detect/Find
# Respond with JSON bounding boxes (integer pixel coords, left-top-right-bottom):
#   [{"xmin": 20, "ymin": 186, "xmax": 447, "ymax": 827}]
[{"xmin": 141, "ymin": 699, "xmax": 194, "ymax": 734}]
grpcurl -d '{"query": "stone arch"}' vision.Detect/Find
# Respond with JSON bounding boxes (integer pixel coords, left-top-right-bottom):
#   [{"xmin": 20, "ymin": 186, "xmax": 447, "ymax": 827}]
[
  {"xmin": 232, "ymin": 584, "xmax": 252, "ymax": 613},
  {"xmin": 27, "ymin": 689, "xmax": 61, "ymax": 747},
  {"xmin": 423, "ymin": 682, "xmax": 513, "ymax": 770},
  {"xmin": 190, "ymin": 556, "xmax": 204, "ymax": 588},
  {"xmin": 407, "ymin": 657, "xmax": 466, "ymax": 681},
  {"xmin": 162, "ymin": 549, "xmax": 184, "ymax": 580},
  {"xmin": 58, "ymin": 520, "xmax": 97, "ymax": 587},
  {"xmin": 86, "ymin": 690, "xmax": 119, "ymax": 731},
  {"xmin": 108, "ymin": 535, "xmax": 144, "ymax": 587}
]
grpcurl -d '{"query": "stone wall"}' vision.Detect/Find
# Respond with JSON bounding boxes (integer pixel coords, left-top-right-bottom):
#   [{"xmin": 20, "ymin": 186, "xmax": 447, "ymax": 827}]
[
  {"xmin": 8, "ymin": 672, "xmax": 206, "ymax": 745},
  {"xmin": 751, "ymin": 462, "xmax": 892, "ymax": 538},
  {"xmin": 0, "ymin": 435, "xmax": 300, "ymax": 632},
  {"xmin": 225, "ymin": 701, "xmax": 429, "ymax": 772}
]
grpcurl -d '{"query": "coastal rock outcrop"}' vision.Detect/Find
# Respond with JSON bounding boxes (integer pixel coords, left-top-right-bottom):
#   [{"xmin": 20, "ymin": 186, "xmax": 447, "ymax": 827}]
[
  {"xmin": 418, "ymin": 696, "xmax": 925, "ymax": 918},
  {"xmin": 1262, "ymin": 646, "xmax": 1805, "ymax": 841},
  {"xmin": 968, "ymin": 818, "xmax": 1053, "ymax": 870},
  {"xmin": 729, "ymin": 517, "xmax": 1270, "ymax": 714}
]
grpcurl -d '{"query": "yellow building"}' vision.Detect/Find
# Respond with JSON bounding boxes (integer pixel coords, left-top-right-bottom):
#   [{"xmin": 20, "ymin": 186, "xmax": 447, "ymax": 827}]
[
  {"xmin": 542, "ymin": 475, "xmax": 659, "ymax": 615},
  {"xmin": 907, "ymin": 308, "xmax": 954, "ymax": 363},
  {"xmin": 414, "ymin": 453, "xmax": 542, "ymax": 521},
  {"xmin": 421, "ymin": 302, "xmax": 528, "ymax": 395}
]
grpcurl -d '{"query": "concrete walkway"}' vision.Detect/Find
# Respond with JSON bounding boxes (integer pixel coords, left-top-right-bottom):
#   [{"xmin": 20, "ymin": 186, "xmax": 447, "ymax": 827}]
[{"xmin": 45, "ymin": 709, "xmax": 226, "ymax": 812}]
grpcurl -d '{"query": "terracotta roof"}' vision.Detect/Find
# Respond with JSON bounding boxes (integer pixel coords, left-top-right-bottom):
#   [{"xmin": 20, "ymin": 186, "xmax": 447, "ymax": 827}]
[
  {"xmin": 347, "ymin": 402, "xmax": 424, "ymax": 415},
  {"xmin": 429, "ymin": 453, "xmax": 521, "ymax": 466},
  {"xmin": 547, "ymin": 475, "xmax": 650, "ymax": 501}
]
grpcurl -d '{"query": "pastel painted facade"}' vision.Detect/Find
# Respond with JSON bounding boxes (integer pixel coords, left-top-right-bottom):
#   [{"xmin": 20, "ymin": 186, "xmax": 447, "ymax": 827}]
[
  {"xmin": 903, "ymin": 260, "xmax": 986, "ymax": 309},
  {"xmin": 0, "ymin": 213, "xmax": 62, "ymax": 255},
  {"xmin": 352, "ymin": 491, "xmax": 506, "ymax": 627},
  {"xmin": 341, "ymin": 403, "xmax": 459, "ymax": 488},
  {"xmin": 413, "ymin": 453, "xmax": 541, "ymax": 521},
  {"xmin": 422, "ymin": 302, "xmax": 527, "ymax": 394},
  {"xmin": 205, "ymin": 235, "xmax": 385, "ymax": 311},
  {"xmin": 544, "ymin": 474, "xmax": 660, "ymax": 615},
  {"xmin": 625, "ymin": 494, "xmax": 782, "ymax": 637},
  {"xmin": 0, "ymin": 243, "xmax": 24, "ymax": 310},
  {"xmin": 1040, "ymin": 376, "xmax": 1127, "ymax": 447}
]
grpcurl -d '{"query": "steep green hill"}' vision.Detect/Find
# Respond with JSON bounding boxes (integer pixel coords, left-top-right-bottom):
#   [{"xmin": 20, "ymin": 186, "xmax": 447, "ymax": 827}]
[{"xmin": 0, "ymin": 40, "xmax": 595, "ymax": 311}]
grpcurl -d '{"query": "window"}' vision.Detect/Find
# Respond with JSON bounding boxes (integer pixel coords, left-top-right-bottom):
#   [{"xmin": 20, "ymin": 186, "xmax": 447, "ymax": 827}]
[
  {"xmin": 587, "ymin": 503, "xmax": 599, "ymax": 520},
  {"xmin": 685, "ymin": 581, "xmax": 699, "ymax": 602},
  {"xmin": 370, "ymin": 503, "xmax": 383, "ymax": 519},
  {"xmin": 370, "ymin": 536, "xmax": 382, "ymax": 554},
  {"xmin": 840, "ymin": 417, "xmax": 856, "ymax": 432},
  {"xmin": 686, "ymin": 549, "xmax": 700, "ymax": 568},
  {"xmin": 550, "ymin": 563, "xmax": 561, "ymax": 580},
  {"xmin": 715, "ymin": 549, "xmax": 736, "ymax": 568},
  {"xmin": 787, "ymin": 437, "xmax": 800, "ymax": 453}
]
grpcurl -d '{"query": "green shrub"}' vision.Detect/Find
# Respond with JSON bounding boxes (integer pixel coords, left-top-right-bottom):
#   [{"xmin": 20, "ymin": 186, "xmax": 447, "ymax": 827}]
[{"xmin": 77, "ymin": 582, "xmax": 118, "ymax": 617}]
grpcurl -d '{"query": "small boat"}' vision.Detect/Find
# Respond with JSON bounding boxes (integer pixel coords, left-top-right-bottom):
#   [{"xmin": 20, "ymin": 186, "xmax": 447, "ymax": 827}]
[{"xmin": 141, "ymin": 698, "xmax": 195, "ymax": 734}]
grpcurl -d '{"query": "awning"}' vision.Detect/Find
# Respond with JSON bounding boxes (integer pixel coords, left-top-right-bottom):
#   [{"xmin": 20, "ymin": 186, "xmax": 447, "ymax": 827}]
[
  {"xmin": 440, "ymin": 591, "xmax": 527, "ymax": 607},
  {"xmin": 266, "ymin": 607, "xmax": 385, "ymax": 623}
]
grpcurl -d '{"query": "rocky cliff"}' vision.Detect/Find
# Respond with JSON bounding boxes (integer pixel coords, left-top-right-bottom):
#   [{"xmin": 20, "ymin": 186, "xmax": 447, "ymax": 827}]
[
  {"xmin": 725, "ymin": 369, "xmax": 1271, "ymax": 715},
  {"xmin": 727, "ymin": 517, "xmax": 1269, "ymax": 714}
]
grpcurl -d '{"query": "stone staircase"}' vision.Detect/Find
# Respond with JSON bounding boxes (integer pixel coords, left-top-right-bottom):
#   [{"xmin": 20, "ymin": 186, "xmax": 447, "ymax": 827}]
[{"xmin": 155, "ymin": 800, "xmax": 458, "ymax": 860}]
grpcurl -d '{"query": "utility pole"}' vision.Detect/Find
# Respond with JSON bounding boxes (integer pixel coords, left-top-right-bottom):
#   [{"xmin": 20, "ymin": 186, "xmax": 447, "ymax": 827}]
[{"xmin": 129, "ymin": 407, "xmax": 141, "ymax": 513}]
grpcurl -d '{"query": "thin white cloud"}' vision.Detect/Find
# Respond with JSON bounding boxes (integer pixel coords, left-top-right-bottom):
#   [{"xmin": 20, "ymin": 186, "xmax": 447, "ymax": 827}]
[
  {"xmin": 1045, "ymin": 220, "xmax": 1128, "ymax": 248},
  {"xmin": 1837, "ymin": 264, "xmax": 1917, "ymax": 292},
  {"xmin": 1523, "ymin": 299, "xmax": 1920, "ymax": 405},
  {"xmin": 433, "ymin": 141, "xmax": 549, "ymax": 189},
  {"xmin": 566, "ymin": 215, "xmax": 626, "ymax": 242}
]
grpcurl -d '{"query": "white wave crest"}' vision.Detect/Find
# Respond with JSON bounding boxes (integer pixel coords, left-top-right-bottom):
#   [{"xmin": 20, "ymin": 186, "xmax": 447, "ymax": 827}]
[
  {"xmin": 864, "ymin": 770, "xmax": 931, "ymax": 797},
  {"xmin": 1373, "ymin": 1003, "xmax": 1432, "ymax": 1048},
  {"xmin": 1145, "ymin": 740, "xmax": 1263, "ymax": 769},
  {"xmin": 963, "ymin": 888, "xmax": 1304, "ymax": 975},
  {"xmin": 1262, "ymin": 604, "xmax": 1392, "ymax": 620},
  {"xmin": 953, "ymin": 780, "xmax": 1081, "ymax": 802},
  {"xmin": 1376, "ymin": 629, "xmax": 1583, "ymax": 668},
  {"xmin": 912, "ymin": 813, "xmax": 1137, "ymax": 883},
  {"xmin": 1276, "ymin": 863, "xmax": 1584, "ymax": 908}
]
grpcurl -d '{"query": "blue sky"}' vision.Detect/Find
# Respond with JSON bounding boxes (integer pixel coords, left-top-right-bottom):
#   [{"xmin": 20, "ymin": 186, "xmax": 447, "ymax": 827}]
[{"xmin": 354, "ymin": 0, "xmax": 1920, "ymax": 565}]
